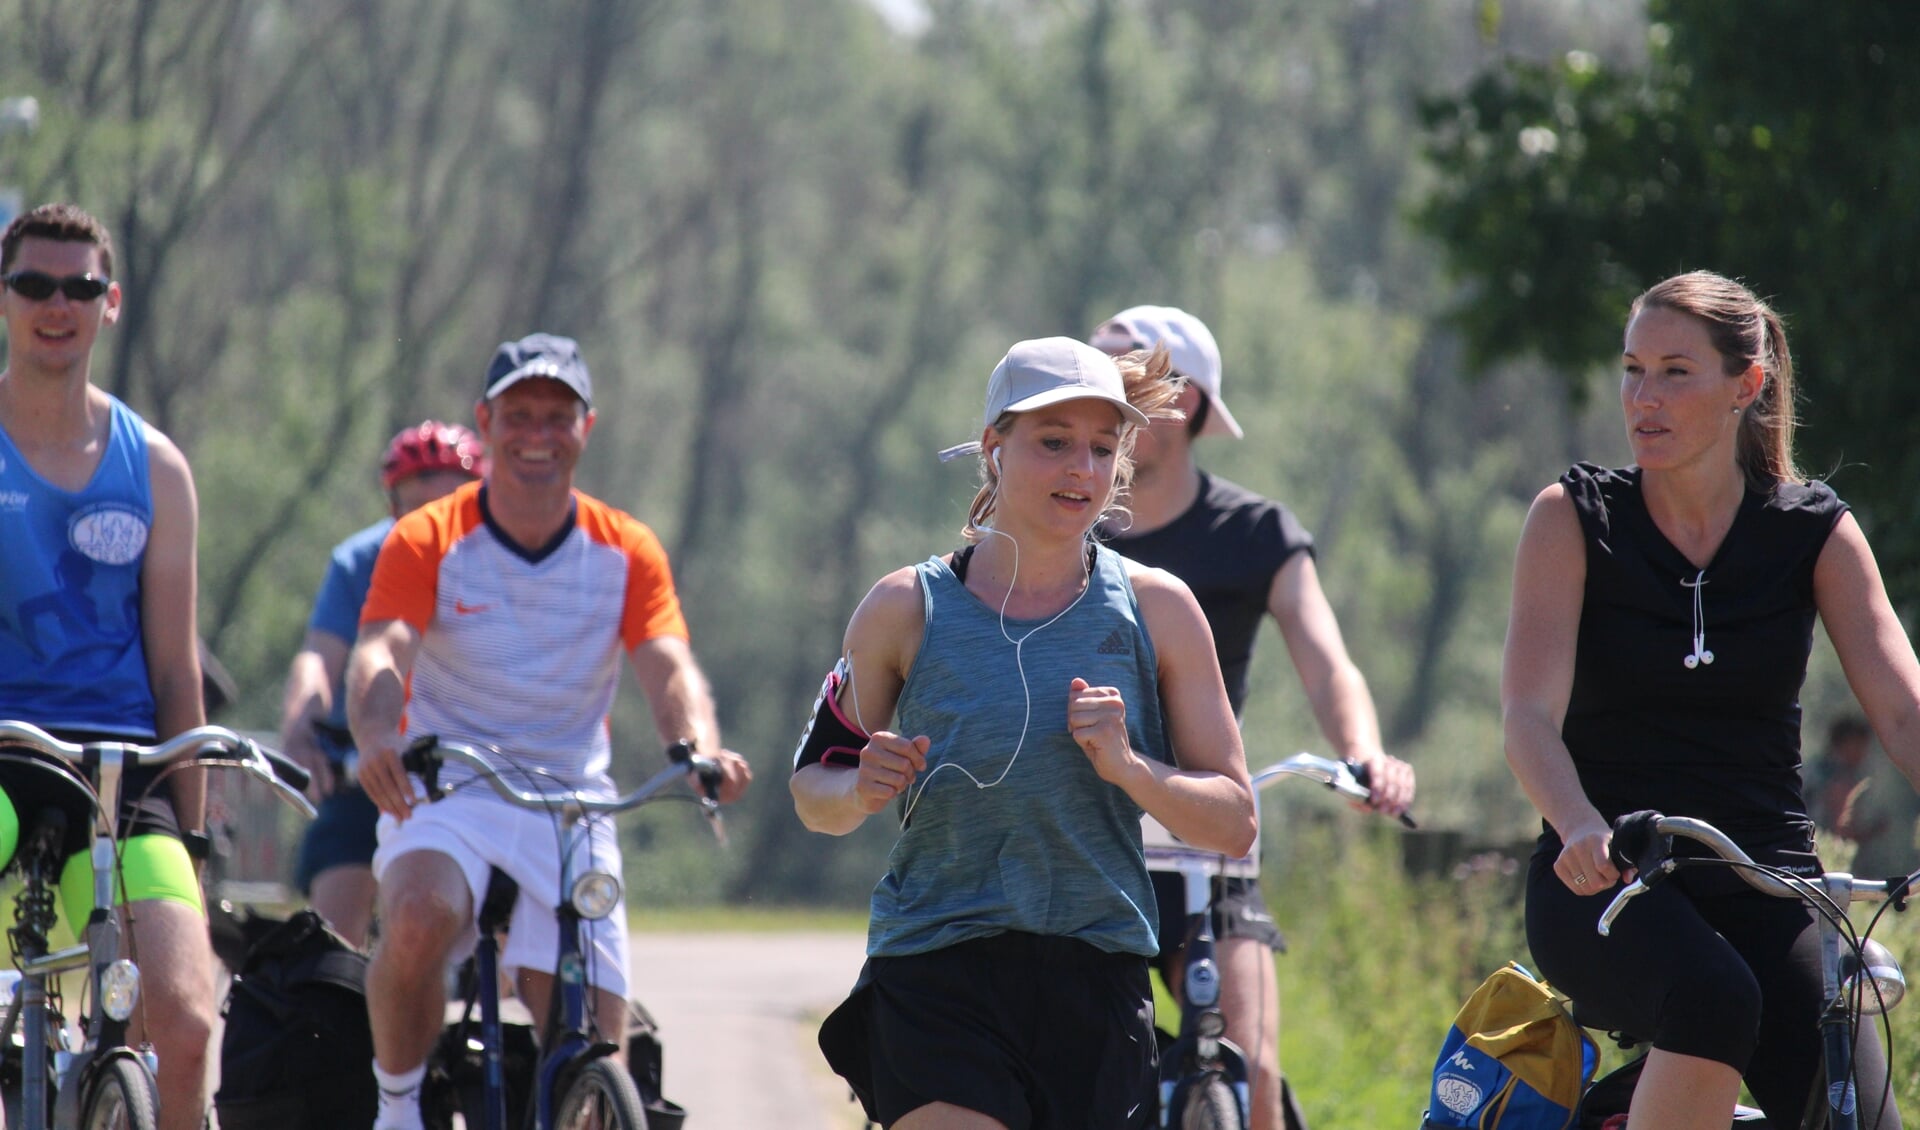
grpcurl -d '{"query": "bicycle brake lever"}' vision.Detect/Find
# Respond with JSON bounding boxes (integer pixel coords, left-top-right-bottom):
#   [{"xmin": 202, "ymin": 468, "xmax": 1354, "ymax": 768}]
[{"xmin": 1596, "ymin": 879, "xmax": 1647, "ymax": 937}]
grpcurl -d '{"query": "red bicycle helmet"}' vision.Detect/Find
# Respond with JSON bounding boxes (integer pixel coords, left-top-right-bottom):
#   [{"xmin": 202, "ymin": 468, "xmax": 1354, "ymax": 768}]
[{"xmin": 380, "ymin": 421, "xmax": 484, "ymax": 490}]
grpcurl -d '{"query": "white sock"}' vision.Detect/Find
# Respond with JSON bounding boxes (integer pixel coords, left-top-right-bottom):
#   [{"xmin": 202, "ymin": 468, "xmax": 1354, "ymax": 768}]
[{"xmin": 372, "ymin": 1061, "xmax": 427, "ymax": 1130}]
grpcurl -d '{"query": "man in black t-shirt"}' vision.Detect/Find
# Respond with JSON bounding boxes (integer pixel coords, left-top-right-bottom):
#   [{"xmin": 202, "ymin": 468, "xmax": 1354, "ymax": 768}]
[{"xmin": 1093, "ymin": 306, "xmax": 1414, "ymax": 1130}]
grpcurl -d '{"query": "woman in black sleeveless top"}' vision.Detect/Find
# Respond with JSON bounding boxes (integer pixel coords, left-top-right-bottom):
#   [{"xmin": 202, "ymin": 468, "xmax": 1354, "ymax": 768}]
[{"xmin": 1503, "ymin": 271, "xmax": 1920, "ymax": 1129}]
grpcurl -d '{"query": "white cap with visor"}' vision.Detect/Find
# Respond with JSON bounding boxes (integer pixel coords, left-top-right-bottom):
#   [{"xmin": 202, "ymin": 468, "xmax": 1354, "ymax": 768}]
[{"xmin": 1089, "ymin": 305, "xmax": 1241, "ymax": 439}]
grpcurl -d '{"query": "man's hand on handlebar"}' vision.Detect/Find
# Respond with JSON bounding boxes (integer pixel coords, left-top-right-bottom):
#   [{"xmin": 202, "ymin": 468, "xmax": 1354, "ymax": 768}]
[
  {"xmin": 703, "ymin": 749, "xmax": 754, "ymax": 805},
  {"xmin": 1352, "ymin": 752, "xmax": 1415, "ymax": 818},
  {"xmin": 357, "ymin": 729, "xmax": 422, "ymax": 822},
  {"xmin": 282, "ymin": 721, "xmax": 337, "ymax": 803}
]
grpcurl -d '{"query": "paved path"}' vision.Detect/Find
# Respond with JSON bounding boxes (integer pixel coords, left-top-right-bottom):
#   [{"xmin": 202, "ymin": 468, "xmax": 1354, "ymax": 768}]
[{"xmin": 629, "ymin": 930, "xmax": 870, "ymax": 1130}]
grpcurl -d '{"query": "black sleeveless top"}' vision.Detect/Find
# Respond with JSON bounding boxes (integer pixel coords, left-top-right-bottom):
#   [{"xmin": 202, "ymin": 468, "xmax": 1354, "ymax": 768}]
[
  {"xmin": 1560, "ymin": 463, "xmax": 1847, "ymax": 853},
  {"xmin": 1103, "ymin": 472, "xmax": 1313, "ymax": 717}
]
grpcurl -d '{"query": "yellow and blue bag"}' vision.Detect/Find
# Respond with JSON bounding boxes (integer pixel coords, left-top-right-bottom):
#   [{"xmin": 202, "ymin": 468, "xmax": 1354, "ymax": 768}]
[{"xmin": 1421, "ymin": 962, "xmax": 1597, "ymax": 1129}]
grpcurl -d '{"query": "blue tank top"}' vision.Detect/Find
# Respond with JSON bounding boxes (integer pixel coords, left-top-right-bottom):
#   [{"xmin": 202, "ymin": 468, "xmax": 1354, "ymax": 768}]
[
  {"xmin": 0, "ymin": 397, "xmax": 158, "ymax": 735},
  {"xmin": 867, "ymin": 542, "xmax": 1171, "ymax": 958}
]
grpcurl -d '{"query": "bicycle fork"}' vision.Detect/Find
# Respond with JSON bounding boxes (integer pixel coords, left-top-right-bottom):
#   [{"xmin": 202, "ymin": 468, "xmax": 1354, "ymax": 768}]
[
  {"xmin": 1161, "ymin": 860, "xmax": 1252, "ymax": 1128},
  {"xmin": 1815, "ymin": 875, "xmax": 1859, "ymax": 1130},
  {"xmin": 533, "ymin": 902, "xmax": 599, "ymax": 1130}
]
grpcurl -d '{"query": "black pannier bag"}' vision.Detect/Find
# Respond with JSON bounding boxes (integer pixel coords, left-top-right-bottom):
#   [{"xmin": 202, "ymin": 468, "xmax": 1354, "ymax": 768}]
[{"xmin": 215, "ymin": 908, "xmax": 376, "ymax": 1130}]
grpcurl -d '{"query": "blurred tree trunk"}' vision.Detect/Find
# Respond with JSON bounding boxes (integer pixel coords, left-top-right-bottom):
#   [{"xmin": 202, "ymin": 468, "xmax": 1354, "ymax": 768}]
[
  {"xmin": 503, "ymin": 0, "xmax": 652, "ymax": 335},
  {"xmin": 671, "ymin": 151, "xmax": 764, "ymax": 574}
]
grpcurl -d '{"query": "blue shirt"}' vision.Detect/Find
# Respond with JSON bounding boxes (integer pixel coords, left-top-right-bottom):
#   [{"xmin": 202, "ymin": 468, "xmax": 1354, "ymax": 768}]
[
  {"xmin": 0, "ymin": 396, "xmax": 157, "ymax": 735},
  {"xmin": 867, "ymin": 544, "xmax": 1170, "ymax": 958},
  {"xmin": 306, "ymin": 517, "xmax": 394, "ymax": 750}
]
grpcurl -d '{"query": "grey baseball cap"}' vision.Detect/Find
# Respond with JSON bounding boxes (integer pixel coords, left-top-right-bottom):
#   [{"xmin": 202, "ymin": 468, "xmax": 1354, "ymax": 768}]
[{"xmin": 983, "ymin": 337, "xmax": 1151, "ymax": 428}]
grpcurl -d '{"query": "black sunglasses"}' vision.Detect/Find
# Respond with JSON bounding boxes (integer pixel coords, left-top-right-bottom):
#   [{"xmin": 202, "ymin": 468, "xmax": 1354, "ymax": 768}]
[{"xmin": 2, "ymin": 270, "xmax": 112, "ymax": 302}]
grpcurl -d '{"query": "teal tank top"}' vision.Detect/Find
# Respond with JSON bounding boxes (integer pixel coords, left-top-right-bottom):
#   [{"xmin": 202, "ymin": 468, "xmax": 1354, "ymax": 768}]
[
  {"xmin": 0, "ymin": 396, "xmax": 157, "ymax": 735},
  {"xmin": 867, "ymin": 542, "xmax": 1170, "ymax": 958}
]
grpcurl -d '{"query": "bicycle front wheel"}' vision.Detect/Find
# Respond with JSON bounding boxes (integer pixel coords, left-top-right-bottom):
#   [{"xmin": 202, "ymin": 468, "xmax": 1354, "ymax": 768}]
[
  {"xmin": 81, "ymin": 1056, "xmax": 159, "ymax": 1130},
  {"xmin": 1180, "ymin": 1073, "xmax": 1243, "ymax": 1130},
  {"xmin": 553, "ymin": 1057, "xmax": 648, "ymax": 1130}
]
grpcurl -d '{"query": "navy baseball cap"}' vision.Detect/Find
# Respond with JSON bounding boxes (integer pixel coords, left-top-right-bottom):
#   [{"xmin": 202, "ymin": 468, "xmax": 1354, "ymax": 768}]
[{"xmin": 483, "ymin": 333, "xmax": 592, "ymax": 407}]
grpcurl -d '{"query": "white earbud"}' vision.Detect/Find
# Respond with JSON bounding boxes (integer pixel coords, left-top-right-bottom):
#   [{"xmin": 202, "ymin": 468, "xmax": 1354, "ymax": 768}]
[
  {"xmin": 1681, "ymin": 570, "xmax": 1714, "ymax": 669},
  {"xmin": 991, "ymin": 448, "xmax": 1002, "ymax": 474}
]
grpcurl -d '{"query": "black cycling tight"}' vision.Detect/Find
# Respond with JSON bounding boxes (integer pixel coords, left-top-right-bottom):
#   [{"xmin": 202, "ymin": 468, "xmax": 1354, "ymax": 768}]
[{"xmin": 1524, "ymin": 843, "xmax": 1901, "ymax": 1128}]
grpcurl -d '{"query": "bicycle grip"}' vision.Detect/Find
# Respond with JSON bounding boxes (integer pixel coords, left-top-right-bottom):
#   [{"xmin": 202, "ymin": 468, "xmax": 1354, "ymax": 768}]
[
  {"xmin": 1608, "ymin": 810, "xmax": 1669, "ymax": 876},
  {"xmin": 258, "ymin": 746, "xmax": 312, "ymax": 794},
  {"xmin": 1344, "ymin": 759, "xmax": 1419, "ymax": 829},
  {"xmin": 692, "ymin": 758, "xmax": 724, "ymax": 802},
  {"xmin": 398, "ymin": 734, "xmax": 442, "ymax": 775}
]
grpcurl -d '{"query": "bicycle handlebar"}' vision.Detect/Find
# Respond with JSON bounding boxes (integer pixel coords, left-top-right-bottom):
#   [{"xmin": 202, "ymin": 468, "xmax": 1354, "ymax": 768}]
[
  {"xmin": 0, "ymin": 719, "xmax": 317, "ymax": 818},
  {"xmin": 1597, "ymin": 811, "xmax": 1908, "ymax": 936},
  {"xmin": 399, "ymin": 735, "xmax": 725, "ymax": 831},
  {"xmin": 1250, "ymin": 752, "xmax": 1418, "ymax": 829}
]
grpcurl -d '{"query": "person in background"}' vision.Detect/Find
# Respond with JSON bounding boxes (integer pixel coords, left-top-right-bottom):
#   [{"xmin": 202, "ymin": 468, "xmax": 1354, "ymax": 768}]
[
  {"xmin": 1809, "ymin": 714, "xmax": 1920, "ymax": 880},
  {"xmin": 277, "ymin": 421, "xmax": 483, "ymax": 947},
  {"xmin": 1090, "ymin": 305, "xmax": 1413, "ymax": 1130},
  {"xmin": 0, "ymin": 202, "xmax": 217, "ymax": 1130},
  {"xmin": 1504, "ymin": 270, "xmax": 1920, "ymax": 1128}
]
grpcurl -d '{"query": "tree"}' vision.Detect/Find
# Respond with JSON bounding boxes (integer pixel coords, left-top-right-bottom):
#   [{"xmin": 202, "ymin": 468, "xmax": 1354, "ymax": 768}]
[{"xmin": 1416, "ymin": 1, "xmax": 1920, "ymax": 603}]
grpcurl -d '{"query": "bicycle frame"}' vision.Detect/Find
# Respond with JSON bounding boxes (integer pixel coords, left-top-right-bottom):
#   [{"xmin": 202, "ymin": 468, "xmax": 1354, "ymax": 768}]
[
  {"xmin": 0, "ymin": 722, "xmax": 312, "ymax": 1130},
  {"xmin": 1599, "ymin": 814, "xmax": 1912, "ymax": 1130},
  {"xmin": 1156, "ymin": 855, "xmax": 1253, "ymax": 1129},
  {"xmin": 1145, "ymin": 753, "xmax": 1412, "ymax": 1129},
  {"xmin": 406, "ymin": 737, "xmax": 720, "ymax": 1130}
]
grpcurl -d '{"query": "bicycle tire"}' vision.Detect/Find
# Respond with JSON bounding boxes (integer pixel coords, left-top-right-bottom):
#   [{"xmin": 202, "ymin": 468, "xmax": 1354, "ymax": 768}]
[
  {"xmin": 553, "ymin": 1057, "xmax": 649, "ymax": 1130},
  {"xmin": 1180, "ymin": 1074, "xmax": 1242, "ymax": 1130},
  {"xmin": 80, "ymin": 1055, "xmax": 159, "ymax": 1130}
]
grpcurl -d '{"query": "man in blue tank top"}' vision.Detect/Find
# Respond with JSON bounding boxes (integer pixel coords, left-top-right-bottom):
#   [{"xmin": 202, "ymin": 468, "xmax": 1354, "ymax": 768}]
[
  {"xmin": 0, "ymin": 202, "xmax": 220, "ymax": 1130},
  {"xmin": 1091, "ymin": 306, "xmax": 1415, "ymax": 1130},
  {"xmin": 276, "ymin": 421, "xmax": 482, "ymax": 948}
]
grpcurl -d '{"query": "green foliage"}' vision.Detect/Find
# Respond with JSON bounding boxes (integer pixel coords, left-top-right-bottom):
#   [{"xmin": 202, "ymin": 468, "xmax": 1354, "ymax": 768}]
[
  {"xmin": 1267, "ymin": 821, "xmax": 1527, "ymax": 1128},
  {"xmin": 1416, "ymin": 1, "xmax": 1920, "ymax": 605},
  {"xmin": 0, "ymin": 0, "xmax": 1650, "ymax": 906}
]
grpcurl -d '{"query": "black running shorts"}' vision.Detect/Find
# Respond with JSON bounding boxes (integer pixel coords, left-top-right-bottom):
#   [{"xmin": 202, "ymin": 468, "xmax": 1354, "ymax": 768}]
[{"xmin": 819, "ymin": 931, "xmax": 1158, "ymax": 1129}]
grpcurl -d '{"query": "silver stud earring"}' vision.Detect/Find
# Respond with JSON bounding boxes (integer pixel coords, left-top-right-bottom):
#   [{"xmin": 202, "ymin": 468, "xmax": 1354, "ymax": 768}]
[{"xmin": 1731, "ymin": 405, "xmax": 1742, "ymax": 414}]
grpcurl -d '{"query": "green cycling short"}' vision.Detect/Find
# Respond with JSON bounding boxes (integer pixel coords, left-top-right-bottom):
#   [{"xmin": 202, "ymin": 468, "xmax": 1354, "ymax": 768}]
[
  {"xmin": 56, "ymin": 834, "xmax": 204, "ymax": 925},
  {"xmin": 0, "ymin": 774, "xmax": 201, "ymax": 927}
]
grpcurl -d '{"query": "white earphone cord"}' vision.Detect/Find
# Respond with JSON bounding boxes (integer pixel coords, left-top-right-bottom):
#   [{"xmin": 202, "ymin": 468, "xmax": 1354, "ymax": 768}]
[{"xmin": 889, "ymin": 527, "xmax": 1092, "ymax": 829}]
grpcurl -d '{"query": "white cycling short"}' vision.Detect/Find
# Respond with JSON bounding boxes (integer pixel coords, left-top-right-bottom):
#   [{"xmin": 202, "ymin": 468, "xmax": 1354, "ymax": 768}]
[{"xmin": 373, "ymin": 791, "xmax": 630, "ymax": 999}]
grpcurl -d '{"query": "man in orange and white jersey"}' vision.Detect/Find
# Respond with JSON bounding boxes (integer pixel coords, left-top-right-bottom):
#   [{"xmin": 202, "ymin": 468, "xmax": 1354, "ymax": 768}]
[{"xmin": 346, "ymin": 333, "xmax": 752, "ymax": 1130}]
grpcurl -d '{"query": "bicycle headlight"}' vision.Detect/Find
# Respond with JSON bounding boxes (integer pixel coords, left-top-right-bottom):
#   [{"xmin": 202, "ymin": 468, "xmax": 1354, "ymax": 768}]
[
  {"xmin": 569, "ymin": 871, "xmax": 622, "ymax": 921},
  {"xmin": 1842, "ymin": 938, "xmax": 1906, "ymax": 1015},
  {"xmin": 101, "ymin": 959, "xmax": 141, "ymax": 1021}
]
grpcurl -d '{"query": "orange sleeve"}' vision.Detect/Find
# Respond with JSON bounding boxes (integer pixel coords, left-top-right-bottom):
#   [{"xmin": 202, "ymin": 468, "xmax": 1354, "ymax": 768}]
[
  {"xmin": 579, "ymin": 496, "xmax": 690, "ymax": 650},
  {"xmin": 361, "ymin": 487, "xmax": 473, "ymax": 631}
]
